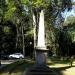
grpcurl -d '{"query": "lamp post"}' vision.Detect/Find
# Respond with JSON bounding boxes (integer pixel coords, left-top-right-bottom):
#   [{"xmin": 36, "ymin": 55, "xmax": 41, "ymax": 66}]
[{"xmin": 29, "ymin": 41, "xmax": 32, "ymax": 58}]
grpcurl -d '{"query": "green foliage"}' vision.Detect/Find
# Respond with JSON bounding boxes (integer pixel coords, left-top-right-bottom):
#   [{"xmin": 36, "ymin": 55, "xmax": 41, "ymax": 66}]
[
  {"xmin": 0, "ymin": 21, "xmax": 17, "ymax": 54},
  {"xmin": 21, "ymin": 0, "xmax": 30, "ymax": 5},
  {"xmin": 64, "ymin": 16, "xmax": 75, "ymax": 26},
  {"xmin": 64, "ymin": 16, "xmax": 75, "ymax": 42},
  {"xmin": 25, "ymin": 28, "xmax": 34, "ymax": 38},
  {"xmin": 67, "ymin": 27, "xmax": 75, "ymax": 42},
  {"xmin": 4, "ymin": 0, "xmax": 16, "ymax": 20},
  {"xmin": 0, "ymin": 0, "xmax": 7, "ymax": 18},
  {"xmin": 32, "ymin": 0, "xmax": 47, "ymax": 8},
  {"xmin": 0, "ymin": 0, "xmax": 73, "ymax": 57},
  {"xmin": 4, "ymin": 7, "xmax": 16, "ymax": 20},
  {"xmin": 3, "ymin": 26, "xmax": 10, "ymax": 33}
]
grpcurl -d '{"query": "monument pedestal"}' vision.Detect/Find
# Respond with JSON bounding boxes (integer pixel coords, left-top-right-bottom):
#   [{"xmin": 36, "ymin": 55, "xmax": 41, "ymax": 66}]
[
  {"xmin": 25, "ymin": 48, "xmax": 57, "ymax": 75},
  {"xmin": 35, "ymin": 48, "xmax": 48, "ymax": 65}
]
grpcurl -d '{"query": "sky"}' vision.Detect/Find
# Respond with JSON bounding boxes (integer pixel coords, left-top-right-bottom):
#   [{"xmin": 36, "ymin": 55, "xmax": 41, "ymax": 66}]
[
  {"xmin": 62, "ymin": 6, "xmax": 75, "ymax": 19},
  {"xmin": 62, "ymin": 0, "xmax": 75, "ymax": 20},
  {"xmin": 72, "ymin": 0, "xmax": 75, "ymax": 2}
]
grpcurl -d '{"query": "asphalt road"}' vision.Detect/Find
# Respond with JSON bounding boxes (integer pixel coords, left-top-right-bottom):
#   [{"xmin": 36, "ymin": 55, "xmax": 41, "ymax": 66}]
[
  {"xmin": 0, "ymin": 60, "xmax": 12, "ymax": 69},
  {"xmin": 1, "ymin": 60, "xmax": 20, "ymax": 65},
  {"xmin": 0, "ymin": 59, "xmax": 30, "ymax": 69},
  {"xmin": 0, "ymin": 60, "xmax": 18, "ymax": 68}
]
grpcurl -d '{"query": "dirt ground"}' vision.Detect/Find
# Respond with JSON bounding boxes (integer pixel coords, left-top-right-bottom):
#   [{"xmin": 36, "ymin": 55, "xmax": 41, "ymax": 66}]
[
  {"xmin": 49, "ymin": 62, "xmax": 75, "ymax": 75},
  {"xmin": 62, "ymin": 67, "xmax": 75, "ymax": 75}
]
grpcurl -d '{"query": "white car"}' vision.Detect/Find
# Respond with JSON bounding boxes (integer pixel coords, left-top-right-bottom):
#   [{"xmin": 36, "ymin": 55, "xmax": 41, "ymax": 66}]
[{"xmin": 9, "ymin": 53, "xmax": 24, "ymax": 59}]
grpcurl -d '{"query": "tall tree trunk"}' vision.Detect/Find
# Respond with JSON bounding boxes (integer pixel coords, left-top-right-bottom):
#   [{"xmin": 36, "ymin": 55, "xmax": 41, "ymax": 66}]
[
  {"xmin": 22, "ymin": 25, "xmax": 25, "ymax": 57},
  {"xmin": 33, "ymin": 13, "xmax": 37, "ymax": 48},
  {"xmin": 16, "ymin": 26, "xmax": 19, "ymax": 48},
  {"xmin": 33, "ymin": 12, "xmax": 37, "ymax": 59},
  {"xmin": 0, "ymin": 54, "xmax": 1, "ymax": 66}
]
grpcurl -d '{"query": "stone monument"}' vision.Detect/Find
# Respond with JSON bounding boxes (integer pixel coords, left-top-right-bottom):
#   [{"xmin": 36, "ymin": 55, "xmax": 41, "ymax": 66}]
[{"xmin": 25, "ymin": 10, "xmax": 56, "ymax": 75}]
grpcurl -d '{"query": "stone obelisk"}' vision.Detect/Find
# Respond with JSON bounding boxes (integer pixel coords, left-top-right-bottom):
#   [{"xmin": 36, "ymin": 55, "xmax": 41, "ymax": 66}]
[
  {"xmin": 35, "ymin": 10, "xmax": 48, "ymax": 65},
  {"xmin": 25, "ymin": 10, "xmax": 56, "ymax": 75}
]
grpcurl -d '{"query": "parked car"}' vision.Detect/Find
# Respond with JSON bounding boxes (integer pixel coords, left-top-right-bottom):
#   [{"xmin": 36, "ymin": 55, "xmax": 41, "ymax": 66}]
[{"xmin": 9, "ymin": 53, "xmax": 24, "ymax": 59}]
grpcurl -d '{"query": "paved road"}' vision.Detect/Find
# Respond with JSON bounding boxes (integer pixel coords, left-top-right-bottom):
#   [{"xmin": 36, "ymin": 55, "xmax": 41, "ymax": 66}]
[
  {"xmin": 0, "ymin": 59, "xmax": 30, "ymax": 69},
  {"xmin": 1, "ymin": 60, "xmax": 16, "ymax": 65},
  {"xmin": 0, "ymin": 60, "xmax": 18, "ymax": 69}
]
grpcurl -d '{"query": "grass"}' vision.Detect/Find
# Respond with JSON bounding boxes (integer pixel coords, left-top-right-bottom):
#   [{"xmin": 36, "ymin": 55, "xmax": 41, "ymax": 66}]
[{"xmin": 0, "ymin": 58, "xmax": 75, "ymax": 75}]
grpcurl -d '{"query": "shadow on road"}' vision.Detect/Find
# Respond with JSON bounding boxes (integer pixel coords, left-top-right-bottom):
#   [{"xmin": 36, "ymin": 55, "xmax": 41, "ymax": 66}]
[
  {"xmin": 51, "ymin": 66, "xmax": 72, "ymax": 75},
  {"xmin": 25, "ymin": 64, "xmax": 73, "ymax": 75}
]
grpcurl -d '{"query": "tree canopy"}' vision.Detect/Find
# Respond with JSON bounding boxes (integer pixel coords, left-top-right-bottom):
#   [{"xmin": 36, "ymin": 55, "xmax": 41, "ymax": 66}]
[{"xmin": 0, "ymin": 0, "xmax": 75, "ymax": 58}]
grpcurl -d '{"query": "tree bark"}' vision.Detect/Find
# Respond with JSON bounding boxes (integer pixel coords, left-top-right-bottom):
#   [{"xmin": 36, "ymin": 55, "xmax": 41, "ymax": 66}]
[
  {"xmin": 33, "ymin": 13, "xmax": 37, "ymax": 49},
  {"xmin": 22, "ymin": 25, "xmax": 25, "ymax": 57},
  {"xmin": 16, "ymin": 26, "xmax": 19, "ymax": 48}
]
